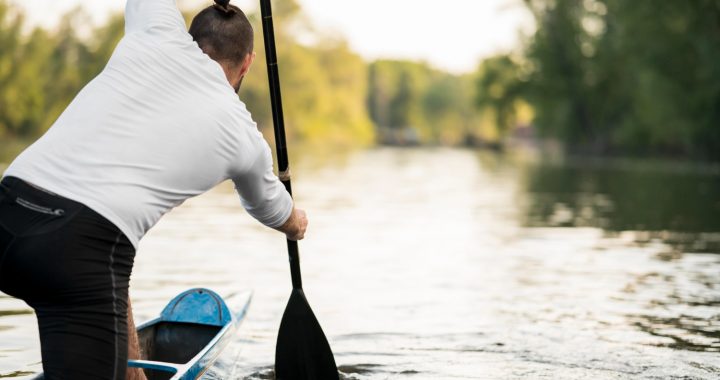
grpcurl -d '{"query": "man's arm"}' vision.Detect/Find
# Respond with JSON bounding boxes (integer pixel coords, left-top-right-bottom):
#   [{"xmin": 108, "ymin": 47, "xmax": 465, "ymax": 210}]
[
  {"xmin": 125, "ymin": 0, "xmax": 186, "ymax": 35},
  {"xmin": 231, "ymin": 134, "xmax": 296, "ymax": 234},
  {"xmin": 275, "ymin": 207, "xmax": 308, "ymax": 241}
]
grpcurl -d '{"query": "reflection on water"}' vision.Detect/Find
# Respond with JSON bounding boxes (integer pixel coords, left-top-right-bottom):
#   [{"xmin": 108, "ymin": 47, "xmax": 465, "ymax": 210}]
[
  {"xmin": 520, "ymin": 157, "xmax": 720, "ymax": 360},
  {"xmin": 622, "ymin": 259, "xmax": 720, "ymax": 353},
  {"xmin": 522, "ymin": 158, "xmax": 720, "ymax": 252},
  {"xmin": 1, "ymin": 147, "xmax": 719, "ymax": 379}
]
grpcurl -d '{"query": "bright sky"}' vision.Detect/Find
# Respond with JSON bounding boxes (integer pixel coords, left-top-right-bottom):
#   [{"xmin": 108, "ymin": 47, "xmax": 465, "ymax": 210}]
[{"xmin": 12, "ymin": 0, "xmax": 534, "ymax": 74}]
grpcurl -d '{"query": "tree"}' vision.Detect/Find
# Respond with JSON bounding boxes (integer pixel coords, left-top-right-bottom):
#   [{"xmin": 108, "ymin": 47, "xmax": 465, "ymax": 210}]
[
  {"xmin": 475, "ymin": 54, "xmax": 527, "ymax": 134},
  {"xmin": 501, "ymin": 0, "xmax": 720, "ymax": 159}
]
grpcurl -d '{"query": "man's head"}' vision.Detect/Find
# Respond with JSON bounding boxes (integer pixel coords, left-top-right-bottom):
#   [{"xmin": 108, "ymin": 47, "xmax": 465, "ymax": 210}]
[{"xmin": 189, "ymin": 0, "xmax": 256, "ymax": 92}]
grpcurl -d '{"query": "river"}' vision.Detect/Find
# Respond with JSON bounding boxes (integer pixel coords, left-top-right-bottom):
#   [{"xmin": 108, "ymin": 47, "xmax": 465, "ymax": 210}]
[{"xmin": 1, "ymin": 147, "xmax": 719, "ymax": 379}]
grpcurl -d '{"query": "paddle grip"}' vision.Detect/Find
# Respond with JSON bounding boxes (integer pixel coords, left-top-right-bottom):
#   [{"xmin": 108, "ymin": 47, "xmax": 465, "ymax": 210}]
[{"xmin": 261, "ymin": 0, "xmax": 303, "ymax": 290}]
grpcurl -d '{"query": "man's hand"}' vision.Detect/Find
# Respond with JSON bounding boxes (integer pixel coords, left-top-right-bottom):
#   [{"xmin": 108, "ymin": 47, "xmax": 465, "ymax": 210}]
[{"xmin": 276, "ymin": 207, "xmax": 308, "ymax": 241}]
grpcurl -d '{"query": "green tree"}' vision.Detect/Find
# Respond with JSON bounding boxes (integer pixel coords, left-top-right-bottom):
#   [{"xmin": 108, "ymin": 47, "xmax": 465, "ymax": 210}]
[
  {"xmin": 523, "ymin": 0, "xmax": 601, "ymax": 149},
  {"xmin": 367, "ymin": 60, "xmax": 478, "ymax": 145},
  {"xmin": 0, "ymin": 0, "xmax": 375, "ymax": 152},
  {"xmin": 475, "ymin": 54, "xmax": 526, "ymax": 133},
  {"xmin": 514, "ymin": 0, "xmax": 720, "ymax": 159},
  {"xmin": 238, "ymin": 0, "xmax": 374, "ymax": 146}
]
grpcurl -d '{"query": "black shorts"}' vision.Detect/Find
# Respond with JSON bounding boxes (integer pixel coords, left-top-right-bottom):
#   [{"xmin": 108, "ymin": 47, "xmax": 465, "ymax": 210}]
[{"xmin": 0, "ymin": 176, "xmax": 135, "ymax": 380}]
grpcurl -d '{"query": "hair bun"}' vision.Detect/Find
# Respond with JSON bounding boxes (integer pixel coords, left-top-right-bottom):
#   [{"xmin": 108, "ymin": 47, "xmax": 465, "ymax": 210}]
[{"xmin": 213, "ymin": 0, "xmax": 235, "ymax": 14}]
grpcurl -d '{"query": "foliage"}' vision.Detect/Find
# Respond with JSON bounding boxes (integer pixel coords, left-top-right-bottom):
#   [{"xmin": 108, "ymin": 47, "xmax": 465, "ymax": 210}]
[
  {"xmin": 237, "ymin": 0, "xmax": 375, "ymax": 146},
  {"xmin": 474, "ymin": 54, "xmax": 529, "ymax": 134},
  {"xmin": 477, "ymin": 0, "xmax": 720, "ymax": 159},
  {"xmin": 0, "ymin": 0, "xmax": 374, "ymax": 151},
  {"xmin": 367, "ymin": 60, "xmax": 482, "ymax": 145},
  {"xmin": 0, "ymin": 2, "xmax": 125, "ymax": 141},
  {"xmin": 4, "ymin": 0, "xmax": 716, "ymax": 159}
]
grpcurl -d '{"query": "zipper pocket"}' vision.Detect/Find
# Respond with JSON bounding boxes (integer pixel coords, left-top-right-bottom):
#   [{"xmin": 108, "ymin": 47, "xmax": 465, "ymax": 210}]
[{"xmin": 16, "ymin": 197, "xmax": 65, "ymax": 216}]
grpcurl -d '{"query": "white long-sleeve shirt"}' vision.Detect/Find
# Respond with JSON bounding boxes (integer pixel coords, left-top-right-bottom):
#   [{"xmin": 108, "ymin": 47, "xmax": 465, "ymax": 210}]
[{"xmin": 3, "ymin": 0, "xmax": 293, "ymax": 248}]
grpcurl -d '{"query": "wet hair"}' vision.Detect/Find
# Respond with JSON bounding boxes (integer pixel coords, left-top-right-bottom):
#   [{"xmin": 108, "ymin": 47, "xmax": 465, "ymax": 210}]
[{"xmin": 189, "ymin": 0, "xmax": 254, "ymax": 66}]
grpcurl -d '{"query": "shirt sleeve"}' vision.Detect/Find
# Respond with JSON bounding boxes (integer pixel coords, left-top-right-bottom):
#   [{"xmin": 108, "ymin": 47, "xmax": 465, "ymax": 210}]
[
  {"xmin": 231, "ymin": 132, "xmax": 294, "ymax": 229},
  {"xmin": 125, "ymin": 0, "xmax": 187, "ymax": 34}
]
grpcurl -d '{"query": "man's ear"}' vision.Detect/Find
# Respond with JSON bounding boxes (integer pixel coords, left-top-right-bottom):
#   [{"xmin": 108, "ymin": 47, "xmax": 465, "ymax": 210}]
[{"xmin": 239, "ymin": 52, "xmax": 256, "ymax": 77}]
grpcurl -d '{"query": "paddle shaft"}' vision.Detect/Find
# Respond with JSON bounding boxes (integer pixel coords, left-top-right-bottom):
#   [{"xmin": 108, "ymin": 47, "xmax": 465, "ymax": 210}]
[
  {"xmin": 260, "ymin": 0, "xmax": 302, "ymax": 290},
  {"xmin": 261, "ymin": 3, "xmax": 339, "ymax": 376}
]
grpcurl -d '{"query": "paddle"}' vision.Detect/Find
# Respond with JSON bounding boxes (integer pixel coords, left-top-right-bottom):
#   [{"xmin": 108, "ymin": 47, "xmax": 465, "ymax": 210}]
[{"xmin": 258, "ymin": 0, "xmax": 339, "ymax": 378}]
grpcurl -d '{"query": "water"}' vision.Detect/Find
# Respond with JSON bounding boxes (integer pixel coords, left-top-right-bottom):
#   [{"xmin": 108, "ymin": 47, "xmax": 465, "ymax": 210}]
[{"xmin": 1, "ymin": 147, "xmax": 719, "ymax": 379}]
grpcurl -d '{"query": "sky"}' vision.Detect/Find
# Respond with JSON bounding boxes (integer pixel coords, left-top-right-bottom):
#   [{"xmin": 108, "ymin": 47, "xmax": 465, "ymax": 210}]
[{"xmin": 12, "ymin": 0, "xmax": 534, "ymax": 74}]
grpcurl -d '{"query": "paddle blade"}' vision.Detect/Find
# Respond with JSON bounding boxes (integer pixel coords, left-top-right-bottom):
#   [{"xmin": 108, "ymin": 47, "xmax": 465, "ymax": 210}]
[{"xmin": 275, "ymin": 288, "xmax": 338, "ymax": 380}]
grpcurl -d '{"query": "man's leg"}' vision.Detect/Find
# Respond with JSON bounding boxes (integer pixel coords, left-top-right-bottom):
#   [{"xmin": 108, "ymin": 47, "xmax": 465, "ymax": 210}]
[
  {"xmin": 126, "ymin": 299, "xmax": 147, "ymax": 380},
  {"xmin": 34, "ymin": 302, "xmax": 129, "ymax": 380},
  {"xmin": 0, "ymin": 179, "xmax": 140, "ymax": 379},
  {"xmin": 29, "ymin": 228, "xmax": 134, "ymax": 380}
]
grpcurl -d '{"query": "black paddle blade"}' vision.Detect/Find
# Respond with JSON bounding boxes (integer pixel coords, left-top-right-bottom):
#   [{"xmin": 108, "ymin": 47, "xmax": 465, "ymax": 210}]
[{"xmin": 275, "ymin": 288, "xmax": 338, "ymax": 380}]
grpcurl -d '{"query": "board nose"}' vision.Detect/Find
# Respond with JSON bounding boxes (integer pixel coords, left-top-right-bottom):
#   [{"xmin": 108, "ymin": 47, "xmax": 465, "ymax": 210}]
[{"xmin": 160, "ymin": 288, "xmax": 231, "ymax": 326}]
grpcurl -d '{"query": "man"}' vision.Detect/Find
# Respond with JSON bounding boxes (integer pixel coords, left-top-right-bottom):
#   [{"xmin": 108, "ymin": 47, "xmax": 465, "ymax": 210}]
[{"xmin": 0, "ymin": 0, "xmax": 305, "ymax": 378}]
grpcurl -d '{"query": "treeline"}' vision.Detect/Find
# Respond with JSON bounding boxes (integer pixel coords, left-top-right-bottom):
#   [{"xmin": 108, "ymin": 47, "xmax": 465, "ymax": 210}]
[
  {"xmin": 0, "ymin": 0, "xmax": 490, "ymax": 154},
  {"xmin": 0, "ymin": 3, "xmax": 125, "ymax": 141},
  {"xmin": 479, "ymin": 0, "xmax": 720, "ymax": 159},
  {"xmin": 239, "ymin": 0, "xmax": 374, "ymax": 146},
  {"xmin": 367, "ymin": 60, "xmax": 482, "ymax": 146},
  {"xmin": 3, "ymin": 0, "xmax": 718, "ymax": 160},
  {"xmin": 0, "ymin": 0, "xmax": 376, "ymax": 152}
]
